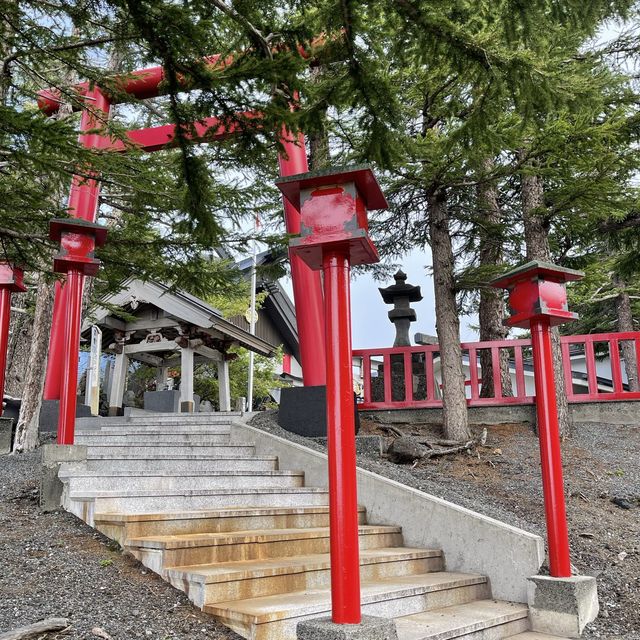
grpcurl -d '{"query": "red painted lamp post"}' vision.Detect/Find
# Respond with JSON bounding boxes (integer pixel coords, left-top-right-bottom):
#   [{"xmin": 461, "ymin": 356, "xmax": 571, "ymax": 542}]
[
  {"xmin": 277, "ymin": 165, "xmax": 388, "ymax": 623},
  {"xmin": 49, "ymin": 219, "xmax": 107, "ymax": 445},
  {"xmin": 44, "ymin": 87, "xmax": 112, "ymax": 403},
  {"xmin": 0, "ymin": 263, "xmax": 26, "ymax": 416},
  {"xmin": 492, "ymin": 260, "xmax": 583, "ymax": 577}
]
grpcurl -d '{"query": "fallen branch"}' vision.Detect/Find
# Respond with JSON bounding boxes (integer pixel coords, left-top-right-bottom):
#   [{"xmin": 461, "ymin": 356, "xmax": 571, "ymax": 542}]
[
  {"xmin": 0, "ymin": 618, "xmax": 70, "ymax": 640},
  {"xmin": 423, "ymin": 440, "xmax": 475, "ymax": 459},
  {"xmin": 379, "ymin": 425, "xmax": 407, "ymax": 438}
]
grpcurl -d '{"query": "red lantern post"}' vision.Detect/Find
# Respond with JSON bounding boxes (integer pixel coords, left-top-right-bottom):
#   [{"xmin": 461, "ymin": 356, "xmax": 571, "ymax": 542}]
[
  {"xmin": 277, "ymin": 165, "xmax": 388, "ymax": 623},
  {"xmin": 492, "ymin": 261, "xmax": 583, "ymax": 577},
  {"xmin": 44, "ymin": 87, "xmax": 112, "ymax": 402},
  {"xmin": 49, "ymin": 219, "xmax": 107, "ymax": 445},
  {"xmin": 0, "ymin": 263, "xmax": 26, "ymax": 415}
]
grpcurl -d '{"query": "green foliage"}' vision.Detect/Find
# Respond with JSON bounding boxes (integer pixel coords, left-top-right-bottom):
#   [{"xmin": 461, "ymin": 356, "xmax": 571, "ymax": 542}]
[{"xmin": 194, "ymin": 346, "xmax": 286, "ymax": 410}]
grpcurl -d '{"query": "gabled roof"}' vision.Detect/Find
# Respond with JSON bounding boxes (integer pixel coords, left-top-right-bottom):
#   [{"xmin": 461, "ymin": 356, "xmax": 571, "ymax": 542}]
[
  {"xmin": 83, "ymin": 277, "xmax": 276, "ymax": 356},
  {"xmin": 234, "ymin": 250, "xmax": 300, "ymax": 361}
]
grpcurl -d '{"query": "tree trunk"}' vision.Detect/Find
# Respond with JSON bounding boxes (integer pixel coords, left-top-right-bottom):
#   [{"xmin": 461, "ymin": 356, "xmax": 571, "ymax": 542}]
[
  {"xmin": 476, "ymin": 159, "xmax": 513, "ymax": 398},
  {"xmin": 520, "ymin": 159, "xmax": 571, "ymax": 436},
  {"xmin": 13, "ymin": 277, "xmax": 55, "ymax": 452},
  {"xmin": 427, "ymin": 186, "xmax": 471, "ymax": 441},
  {"xmin": 4, "ymin": 294, "xmax": 32, "ymax": 397},
  {"xmin": 614, "ymin": 277, "xmax": 639, "ymax": 391}
]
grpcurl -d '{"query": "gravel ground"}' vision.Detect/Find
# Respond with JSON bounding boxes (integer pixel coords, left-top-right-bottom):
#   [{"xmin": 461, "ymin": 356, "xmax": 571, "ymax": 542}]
[
  {"xmin": 249, "ymin": 411, "xmax": 640, "ymax": 640},
  {"xmin": 0, "ymin": 448, "xmax": 241, "ymax": 640}
]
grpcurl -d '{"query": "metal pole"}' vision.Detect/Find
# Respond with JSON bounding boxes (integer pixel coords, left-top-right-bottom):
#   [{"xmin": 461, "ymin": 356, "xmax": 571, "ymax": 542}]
[
  {"xmin": 322, "ymin": 247, "xmax": 361, "ymax": 624},
  {"xmin": 57, "ymin": 269, "xmax": 84, "ymax": 445},
  {"xmin": 530, "ymin": 318, "xmax": 572, "ymax": 577},
  {"xmin": 44, "ymin": 88, "xmax": 111, "ymax": 401},
  {"xmin": 0, "ymin": 288, "xmax": 12, "ymax": 416},
  {"xmin": 278, "ymin": 133, "xmax": 327, "ymax": 387},
  {"xmin": 247, "ymin": 234, "xmax": 258, "ymax": 412}
]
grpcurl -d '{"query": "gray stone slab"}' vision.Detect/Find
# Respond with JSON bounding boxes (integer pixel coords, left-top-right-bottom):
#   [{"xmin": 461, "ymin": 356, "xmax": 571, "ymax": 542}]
[
  {"xmin": 0, "ymin": 417, "xmax": 13, "ymax": 454},
  {"xmin": 528, "ymin": 574, "xmax": 599, "ymax": 638},
  {"xmin": 297, "ymin": 616, "xmax": 398, "ymax": 640},
  {"xmin": 40, "ymin": 444, "xmax": 87, "ymax": 512}
]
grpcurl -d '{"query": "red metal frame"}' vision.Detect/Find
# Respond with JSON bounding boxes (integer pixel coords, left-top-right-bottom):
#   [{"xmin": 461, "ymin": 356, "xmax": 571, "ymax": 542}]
[{"xmin": 354, "ymin": 331, "xmax": 640, "ymax": 410}]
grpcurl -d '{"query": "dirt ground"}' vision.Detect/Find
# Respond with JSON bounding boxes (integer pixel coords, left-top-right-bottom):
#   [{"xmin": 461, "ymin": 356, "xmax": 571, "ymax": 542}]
[
  {"xmin": 0, "ymin": 449, "xmax": 241, "ymax": 640},
  {"xmin": 355, "ymin": 417, "xmax": 640, "ymax": 640}
]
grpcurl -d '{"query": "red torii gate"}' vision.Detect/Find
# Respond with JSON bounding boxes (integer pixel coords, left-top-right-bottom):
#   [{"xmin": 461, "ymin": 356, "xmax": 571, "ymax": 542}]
[{"xmin": 37, "ymin": 59, "xmax": 327, "ymax": 443}]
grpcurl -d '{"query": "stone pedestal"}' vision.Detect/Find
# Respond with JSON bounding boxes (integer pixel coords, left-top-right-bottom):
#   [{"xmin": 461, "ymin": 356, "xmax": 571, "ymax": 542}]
[
  {"xmin": 39, "ymin": 399, "xmax": 93, "ymax": 433},
  {"xmin": 527, "ymin": 574, "xmax": 599, "ymax": 638},
  {"xmin": 297, "ymin": 616, "xmax": 398, "ymax": 640},
  {"xmin": 0, "ymin": 416, "xmax": 13, "ymax": 454},
  {"xmin": 279, "ymin": 386, "xmax": 360, "ymax": 438},
  {"xmin": 40, "ymin": 443, "xmax": 87, "ymax": 512}
]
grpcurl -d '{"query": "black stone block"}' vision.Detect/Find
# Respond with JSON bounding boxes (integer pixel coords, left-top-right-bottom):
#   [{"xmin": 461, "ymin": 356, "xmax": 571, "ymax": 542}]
[
  {"xmin": 279, "ymin": 385, "xmax": 360, "ymax": 438},
  {"xmin": 39, "ymin": 399, "xmax": 93, "ymax": 433}
]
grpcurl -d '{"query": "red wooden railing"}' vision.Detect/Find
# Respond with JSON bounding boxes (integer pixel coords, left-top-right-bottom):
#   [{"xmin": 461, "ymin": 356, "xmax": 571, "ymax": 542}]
[{"xmin": 353, "ymin": 331, "xmax": 640, "ymax": 410}]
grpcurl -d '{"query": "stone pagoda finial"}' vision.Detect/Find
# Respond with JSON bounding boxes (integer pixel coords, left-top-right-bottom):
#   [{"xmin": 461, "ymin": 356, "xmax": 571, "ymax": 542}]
[{"xmin": 379, "ymin": 270, "xmax": 423, "ymax": 347}]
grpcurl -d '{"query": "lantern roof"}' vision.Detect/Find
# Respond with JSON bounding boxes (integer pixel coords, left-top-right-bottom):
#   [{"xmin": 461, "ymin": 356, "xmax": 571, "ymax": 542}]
[
  {"xmin": 275, "ymin": 164, "xmax": 388, "ymax": 211},
  {"xmin": 491, "ymin": 260, "xmax": 583, "ymax": 290}
]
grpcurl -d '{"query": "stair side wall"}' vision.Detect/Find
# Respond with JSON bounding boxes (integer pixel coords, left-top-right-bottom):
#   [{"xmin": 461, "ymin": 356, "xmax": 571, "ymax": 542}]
[{"xmin": 230, "ymin": 419, "xmax": 544, "ymax": 604}]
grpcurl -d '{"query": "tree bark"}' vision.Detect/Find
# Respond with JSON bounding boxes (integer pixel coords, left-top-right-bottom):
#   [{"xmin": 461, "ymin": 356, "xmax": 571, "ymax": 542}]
[
  {"xmin": 4, "ymin": 294, "xmax": 32, "ymax": 397},
  {"xmin": 520, "ymin": 158, "xmax": 571, "ymax": 436},
  {"xmin": 614, "ymin": 277, "xmax": 639, "ymax": 391},
  {"xmin": 427, "ymin": 186, "xmax": 471, "ymax": 441},
  {"xmin": 476, "ymin": 159, "xmax": 513, "ymax": 398},
  {"xmin": 13, "ymin": 277, "xmax": 55, "ymax": 452}
]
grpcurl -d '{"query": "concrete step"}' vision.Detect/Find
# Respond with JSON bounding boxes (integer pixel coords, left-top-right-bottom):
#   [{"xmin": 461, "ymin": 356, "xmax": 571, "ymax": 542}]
[
  {"xmin": 83, "ymin": 455, "xmax": 278, "ymax": 474},
  {"xmin": 394, "ymin": 599, "xmax": 529, "ymax": 640},
  {"xmin": 205, "ymin": 572, "xmax": 490, "ymax": 640},
  {"xmin": 76, "ymin": 433, "xmax": 232, "ymax": 445},
  {"xmin": 67, "ymin": 487, "xmax": 330, "ymax": 523},
  {"xmin": 77, "ymin": 412, "xmax": 241, "ymax": 428},
  {"xmin": 77, "ymin": 425, "xmax": 233, "ymax": 435},
  {"xmin": 61, "ymin": 470, "xmax": 305, "ymax": 493},
  {"xmin": 128, "ymin": 525, "xmax": 403, "ymax": 572},
  {"xmin": 94, "ymin": 506, "xmax": 366, "ymax": 546},
  {"xmin": 84, "ymin": 444, "xmax": 255, "ymax": 458},
  {"xmin": 168, "ymin": 547, "xmax": 445, "ymax": 607}
]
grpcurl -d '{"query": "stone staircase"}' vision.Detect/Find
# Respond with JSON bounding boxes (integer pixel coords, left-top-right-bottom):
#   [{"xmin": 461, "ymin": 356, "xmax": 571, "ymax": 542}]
[{"xmin": 58, "ymin": 413, "xmax": 568, "ymax": 640}]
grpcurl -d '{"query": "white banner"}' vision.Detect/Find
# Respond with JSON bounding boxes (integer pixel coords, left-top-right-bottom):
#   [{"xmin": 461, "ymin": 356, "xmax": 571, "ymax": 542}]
[{"xmin": 85, "ymin": 325, "xmax": 102, "ymax": 415}]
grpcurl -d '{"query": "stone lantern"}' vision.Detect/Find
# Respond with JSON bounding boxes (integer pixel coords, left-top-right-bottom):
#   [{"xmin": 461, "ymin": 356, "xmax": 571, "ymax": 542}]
[{"xmin": 379, "ymin": 270, "xmax": 423, "ymax": 347}]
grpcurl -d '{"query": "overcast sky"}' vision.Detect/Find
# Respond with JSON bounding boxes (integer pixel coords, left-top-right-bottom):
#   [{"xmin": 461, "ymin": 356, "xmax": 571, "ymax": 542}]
[{"xmin": 281, "ymin": 246, "xmax": 479, "ymax": 350}]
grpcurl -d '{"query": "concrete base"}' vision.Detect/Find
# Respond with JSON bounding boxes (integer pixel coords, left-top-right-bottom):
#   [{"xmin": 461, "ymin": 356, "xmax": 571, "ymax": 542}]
[
  {"xmin": 279, "ymin": 386, "xmax": 360, "ymax": 438},
  {"xmin": 39, "ymin": 399, "xmax": 92, "ymax": 433},
  {"xmin": 297, "ymin": 616, "xmax": 398, "ymax": 640},
  {"xmin": 0, "ymin": 416, "xmax": 13, "ymax": 454},
  {"xmin": 363, "ymin": 399, "xmax": 640, "ymax": 426},
  {"xmin": 40, "ymin": 444, "xmax": 87, "ymax": 512},
  {"xmin": 527, "ymin": 575, "xmax": 599, "ymax": 638}
]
